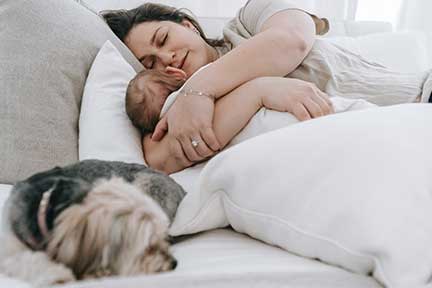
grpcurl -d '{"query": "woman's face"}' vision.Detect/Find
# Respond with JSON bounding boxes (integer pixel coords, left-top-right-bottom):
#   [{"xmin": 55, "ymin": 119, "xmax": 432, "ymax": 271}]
[{"xmin": 125, "ymin": 20, "xmax": 217, "ymax": 78}]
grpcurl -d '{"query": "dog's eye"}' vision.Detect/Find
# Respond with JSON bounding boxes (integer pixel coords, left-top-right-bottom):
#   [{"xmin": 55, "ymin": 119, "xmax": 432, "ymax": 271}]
[{"xmin": 166, "ymin": 236, "xmax": 175, "ymax": 244}]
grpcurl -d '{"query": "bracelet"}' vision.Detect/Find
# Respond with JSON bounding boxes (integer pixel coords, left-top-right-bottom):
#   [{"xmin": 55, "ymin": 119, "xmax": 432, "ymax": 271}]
[{"xmin": 179, "ymin": 88, "xmax": 216, "ymax": 101}]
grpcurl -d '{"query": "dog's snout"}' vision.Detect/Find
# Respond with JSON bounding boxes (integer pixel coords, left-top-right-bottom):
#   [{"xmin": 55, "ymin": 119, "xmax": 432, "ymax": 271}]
[{"xmin": 171, "ymin": 258, "xmax": 177, "ymax": 269}]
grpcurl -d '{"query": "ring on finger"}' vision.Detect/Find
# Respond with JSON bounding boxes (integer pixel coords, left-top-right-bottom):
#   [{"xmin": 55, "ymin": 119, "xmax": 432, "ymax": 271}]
[{"xmin": 191, "ymin": 139, "xmax": 200, "ymax": 148}]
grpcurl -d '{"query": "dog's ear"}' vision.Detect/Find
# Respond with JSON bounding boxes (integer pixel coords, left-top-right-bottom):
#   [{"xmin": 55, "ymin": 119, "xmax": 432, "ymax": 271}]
[
  {"xmin": 25, "ymin": 166, "xmax": 63, "ymax": 184},
  {"xmin": 46, "ymin": 178, "xmax": 90, "ymax": 232},
  {"xmin": 53, "ymin": 178, "xmax": 89, "ymax": 207}
]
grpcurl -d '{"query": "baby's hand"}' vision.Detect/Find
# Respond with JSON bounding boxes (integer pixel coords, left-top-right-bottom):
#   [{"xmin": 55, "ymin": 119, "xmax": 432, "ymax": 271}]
[{"xmin": 165, "ymin": 66, "xmax": 187, "ymax": 81}]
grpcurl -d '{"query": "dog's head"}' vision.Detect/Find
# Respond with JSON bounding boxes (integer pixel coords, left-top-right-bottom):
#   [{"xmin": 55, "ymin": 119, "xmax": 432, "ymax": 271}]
[{"xmin": 45, "ymin": 177, "xmax": 177, "ymax": 279}]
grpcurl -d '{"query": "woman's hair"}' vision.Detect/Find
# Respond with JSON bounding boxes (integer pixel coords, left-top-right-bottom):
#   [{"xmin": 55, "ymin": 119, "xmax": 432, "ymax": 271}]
[{"xmin": 101, "ymin": 2, "xmax": 225, "ymax": 48}]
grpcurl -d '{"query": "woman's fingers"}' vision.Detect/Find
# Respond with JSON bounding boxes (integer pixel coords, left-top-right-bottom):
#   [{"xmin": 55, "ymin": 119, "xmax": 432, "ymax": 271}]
[
  {"xmin": 194, "ymin": 130, "xmax": 218, "ymax": 158},
  {"xmin": 169, "ymin": 139, "xmax": 193, "ymax": 168},
  {"xmin": 177, "ymin": 127, "xmax": 221, "ymax": 162},
  {"xmin": 302, "ymin": 98, "xmax": 323, "ymax": 118},
  {"xmin": 177, "ymin": 134, "xmax": 203, "ymax": 162},
  {"xmin": 152, "ymin": 117, "xmax": 168, "ymax": 141},
  {"xmin": 315, "ymin": 90, "xmax": 335, "ymax": 114},
  {"xmin": 292, "ymin": 104, "xmax": 312, "ymax": 121},
  {"xmin": 187, "ymin": 133, "xmax": 213, "ymax": 159},
  {"xmin": 200, "ymin": 127, "xmax": 221, "ymax": 152}
]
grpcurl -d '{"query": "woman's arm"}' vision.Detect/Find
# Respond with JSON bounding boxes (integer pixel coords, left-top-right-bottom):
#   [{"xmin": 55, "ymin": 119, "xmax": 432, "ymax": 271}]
[
  {"xmin": 182, "ymin": 9, "xmax": 316, "ymax": 99},
  {"xmin": 144, "ymin": 77, "xmax": 332, "ymax": 174},
  {"xmin": 151, "ymin": 6, "xmax": 324, "ymax": 162},
  {"xmin": 144, "ymin": 79, "xmax": 263, "ymax": 174}
]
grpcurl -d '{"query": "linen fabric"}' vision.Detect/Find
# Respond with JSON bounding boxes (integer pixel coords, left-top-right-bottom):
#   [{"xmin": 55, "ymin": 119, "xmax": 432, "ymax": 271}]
[
  {"xmin": 222, "ymin": 0, "xmax": 432, "ymax": 105},
  {"xmin": 0, "ymin": 0, "xmax": 142, "ymax": 183}
]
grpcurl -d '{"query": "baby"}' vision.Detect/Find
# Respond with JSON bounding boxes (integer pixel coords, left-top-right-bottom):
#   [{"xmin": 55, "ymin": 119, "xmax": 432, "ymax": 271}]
[
  {"xmin": 125, "ymin": 66, "xmax": 187, "ymax": 135},
  {"xmin": 126, "ymin": 65, "xmax": 377, "ymax": 174}
]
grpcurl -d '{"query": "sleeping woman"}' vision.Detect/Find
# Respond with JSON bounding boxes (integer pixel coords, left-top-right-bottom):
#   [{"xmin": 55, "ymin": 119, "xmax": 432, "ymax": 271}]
[
  {"xmin": 125, "ymin": 64, "xmax": 376, "ymax": 174},
  {"xmin": 103, "ymin": 0, "xmax": 432, "ymax": 168}
]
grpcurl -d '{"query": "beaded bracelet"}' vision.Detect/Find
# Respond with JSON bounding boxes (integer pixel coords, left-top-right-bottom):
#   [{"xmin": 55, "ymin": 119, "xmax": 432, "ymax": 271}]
[{"xmin": 179, "ymin": 88, "xmax": 216, "ymax": 101}]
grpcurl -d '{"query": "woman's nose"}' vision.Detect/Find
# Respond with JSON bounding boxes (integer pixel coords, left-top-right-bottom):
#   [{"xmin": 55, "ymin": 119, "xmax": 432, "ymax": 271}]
[{"xmin": 157, "ymin": 50, "xmax": 175, "ymax": 67}]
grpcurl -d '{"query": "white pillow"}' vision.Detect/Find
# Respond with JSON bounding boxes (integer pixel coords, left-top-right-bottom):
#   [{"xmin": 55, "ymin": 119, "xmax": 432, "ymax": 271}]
[
  {"xmin": 170, "ymin": 104, "xmax": 432, "ymax": 288},
  {"xmin": 79, "ymin": 40, "xmax": 145, "ymax": 165},
  {"xmin": 327, "ymin": 31, "xmax": 430, "ymax": 72}
]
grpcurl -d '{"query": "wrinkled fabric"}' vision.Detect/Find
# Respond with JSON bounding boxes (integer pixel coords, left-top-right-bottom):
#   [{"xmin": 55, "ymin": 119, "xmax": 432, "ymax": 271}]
[{"xmin": 220, "ymin": 0, "xmax": 431, "ymax": 106}]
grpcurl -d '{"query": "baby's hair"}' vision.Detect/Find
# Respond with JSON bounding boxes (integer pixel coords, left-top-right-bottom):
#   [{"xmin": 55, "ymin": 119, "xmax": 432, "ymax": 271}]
[{"xmin": 126, "ymin": 69, "xmax": 184, "ymax": 135}]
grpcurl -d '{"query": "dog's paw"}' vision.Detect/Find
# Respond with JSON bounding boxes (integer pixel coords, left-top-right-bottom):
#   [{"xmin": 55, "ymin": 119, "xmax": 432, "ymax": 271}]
[
  {"xmin": 0, "ymin": 250, "xmax": 76, "ymax": 287},
  {"xmin": 36, "ymin": 263, "xmax": 76, "ymax": 286}
]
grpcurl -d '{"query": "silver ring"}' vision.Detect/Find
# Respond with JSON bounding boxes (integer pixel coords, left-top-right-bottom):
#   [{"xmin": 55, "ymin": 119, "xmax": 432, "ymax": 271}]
[{"xmin": 191, "ymin": 139, "xmax": 200, "ymax": 148}]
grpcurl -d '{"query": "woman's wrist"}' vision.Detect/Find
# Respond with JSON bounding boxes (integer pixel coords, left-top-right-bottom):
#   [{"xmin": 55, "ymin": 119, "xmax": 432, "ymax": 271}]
[
  {"xmin": 246, "ymin": 77, "xmax": 269, "ymax": 108},
  {"xmin": 178, "ymin": 88, "xmax": 216, "ymax": 101}
]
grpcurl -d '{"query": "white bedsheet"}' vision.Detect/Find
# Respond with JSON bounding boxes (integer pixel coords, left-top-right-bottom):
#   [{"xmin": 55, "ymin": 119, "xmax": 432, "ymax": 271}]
[{"xmin": 0, "ymin": 184, "xmax": 381, "ymax": 288}]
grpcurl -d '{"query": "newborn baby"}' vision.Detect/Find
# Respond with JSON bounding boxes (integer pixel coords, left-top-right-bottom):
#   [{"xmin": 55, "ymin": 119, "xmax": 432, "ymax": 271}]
[
  {"xmin": 125, "ymin": 66, "xmax": 187, "ymax": 135},
  {"xmin": 126, "ymin": 65, "xmax": 377, "ymax": 174}
]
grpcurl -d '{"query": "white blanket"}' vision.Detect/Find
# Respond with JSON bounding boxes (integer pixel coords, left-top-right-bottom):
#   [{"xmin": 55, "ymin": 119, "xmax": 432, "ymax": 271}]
[{"xmin": 169, "ymin": 104, "xmax": 432, "ymax": 288}]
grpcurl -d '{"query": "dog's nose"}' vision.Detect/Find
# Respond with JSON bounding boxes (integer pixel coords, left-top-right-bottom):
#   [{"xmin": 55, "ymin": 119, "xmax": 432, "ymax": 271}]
[{"xmin": 171, "ymin": 258, "xmax": 178, "ymax": 269}]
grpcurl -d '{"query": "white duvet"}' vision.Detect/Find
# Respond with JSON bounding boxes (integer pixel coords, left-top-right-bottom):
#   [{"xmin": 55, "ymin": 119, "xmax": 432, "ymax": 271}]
[
  {"xmin": 169, "ymin": 104, "xmax": 432, "ymax": 288},
  {"xmin": 80, "ymin": 41, "xmax": 432, "ymax": 288}
]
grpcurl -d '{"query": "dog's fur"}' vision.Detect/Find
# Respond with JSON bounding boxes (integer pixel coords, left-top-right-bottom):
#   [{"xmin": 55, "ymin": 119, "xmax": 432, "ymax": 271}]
[{"xmin": 0, "ymin": 160, "xmax": 186, "ymax": 286}]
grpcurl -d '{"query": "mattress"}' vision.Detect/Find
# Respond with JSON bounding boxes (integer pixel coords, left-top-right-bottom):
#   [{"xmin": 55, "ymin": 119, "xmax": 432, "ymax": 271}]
[{"xmin": 0, "ymin": 184, "xmax": 382, "ymax": 288}]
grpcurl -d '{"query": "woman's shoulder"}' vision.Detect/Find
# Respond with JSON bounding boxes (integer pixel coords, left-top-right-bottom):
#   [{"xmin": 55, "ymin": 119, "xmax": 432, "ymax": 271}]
[
  {"xmin": 222, "ymin": 0, "xmax": 328, "ymax": 51},
  {"xmin": 238, "ymin": 0, "xmax": 300, "ymax": 35}
]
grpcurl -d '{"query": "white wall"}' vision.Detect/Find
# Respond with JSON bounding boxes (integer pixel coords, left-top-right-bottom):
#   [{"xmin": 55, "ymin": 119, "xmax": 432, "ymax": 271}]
[{"xmin": 85, "ymin": 0, "xmax": 248, "ymax": 17}]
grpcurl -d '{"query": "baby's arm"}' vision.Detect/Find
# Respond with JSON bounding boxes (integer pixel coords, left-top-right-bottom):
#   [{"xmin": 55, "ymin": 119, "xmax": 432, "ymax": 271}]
[{"xmin": 144, "ymin": 78, "xmax": 265, "ymax": 174}]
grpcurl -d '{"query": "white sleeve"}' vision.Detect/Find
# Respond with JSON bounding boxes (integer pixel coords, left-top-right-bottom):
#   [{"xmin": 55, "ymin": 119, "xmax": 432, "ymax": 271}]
[{"xmin": 238, "ymin": 0, "xmax": 320, "ymax": 36}]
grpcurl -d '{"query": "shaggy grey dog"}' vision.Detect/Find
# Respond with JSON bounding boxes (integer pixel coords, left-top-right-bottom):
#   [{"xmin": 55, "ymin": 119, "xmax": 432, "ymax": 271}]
[{"xmin": 0, "ymin": 159, "xmax": 185, "ymax": 286}]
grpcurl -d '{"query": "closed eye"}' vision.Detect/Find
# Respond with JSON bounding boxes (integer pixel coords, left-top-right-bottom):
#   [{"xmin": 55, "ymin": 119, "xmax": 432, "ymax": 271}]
[{"xmin": 161, "ymin": 33, "xmax": 168, "ymax": 46}]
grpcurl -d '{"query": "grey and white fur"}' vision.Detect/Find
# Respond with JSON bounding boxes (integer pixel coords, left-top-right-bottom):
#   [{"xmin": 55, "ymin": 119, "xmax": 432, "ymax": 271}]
[{"xmin": 0, "ymin": 159, "xmax": 185, "ymax": 286}]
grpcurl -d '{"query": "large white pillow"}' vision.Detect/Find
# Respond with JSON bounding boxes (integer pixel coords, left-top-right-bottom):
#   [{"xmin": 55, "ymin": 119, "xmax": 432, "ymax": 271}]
[
  {"xmin": 327, "ymin": 31, "xmax": 430, "ymax": 73},
  {"xmin": 170, "ymin": 104, "xmax": 432, "ymax": 288},
  {"xmin": 79, "ymin": 40, "xmax": 145, "ymax": 165}
]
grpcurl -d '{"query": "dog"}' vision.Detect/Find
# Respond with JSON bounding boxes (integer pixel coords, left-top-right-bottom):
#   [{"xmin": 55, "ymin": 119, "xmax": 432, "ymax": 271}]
[{"xmin": 0, "ymin": 159, "xmax": 186, "ymax": 286}]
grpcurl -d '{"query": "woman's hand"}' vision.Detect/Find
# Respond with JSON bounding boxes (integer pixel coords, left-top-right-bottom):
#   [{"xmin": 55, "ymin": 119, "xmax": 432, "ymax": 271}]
[
  {"xmin": 257, "ymin": 77, "xmax": 334, "ymax": 121},
  {"xmin": 143, "ymin": 134, "xmax": 194, "ymax": 175},
  {"xmin": 151, "ymin": 92, "xmax": 221, "ymax": 162}
]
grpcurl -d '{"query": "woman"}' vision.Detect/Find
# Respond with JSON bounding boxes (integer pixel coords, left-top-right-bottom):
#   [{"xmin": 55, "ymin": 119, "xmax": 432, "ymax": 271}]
[{"xmin": 102, "ymin": 0, "xmax": 432, "ymax": 167}]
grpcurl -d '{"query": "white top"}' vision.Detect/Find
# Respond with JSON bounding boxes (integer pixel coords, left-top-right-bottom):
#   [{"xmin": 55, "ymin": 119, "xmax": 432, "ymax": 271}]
[{"xmin": 221, "ymin": 0, "xmax": 432, "ymax": 104}]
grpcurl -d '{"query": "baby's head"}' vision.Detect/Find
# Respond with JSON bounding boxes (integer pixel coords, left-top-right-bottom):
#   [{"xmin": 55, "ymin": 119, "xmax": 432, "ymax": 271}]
[{"xmin": 126, "ymin": 67, "xmax": 186, "ymax": 134}]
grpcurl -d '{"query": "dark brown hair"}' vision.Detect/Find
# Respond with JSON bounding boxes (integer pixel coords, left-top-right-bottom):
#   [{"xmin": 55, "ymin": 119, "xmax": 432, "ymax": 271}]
[
  {"xmin": 126, "ymin": 69, "xmax": 185, "ymax": 135},
  {"xmin": 101, "ymin": 2, "xmax": 225, "ymax": 48}
]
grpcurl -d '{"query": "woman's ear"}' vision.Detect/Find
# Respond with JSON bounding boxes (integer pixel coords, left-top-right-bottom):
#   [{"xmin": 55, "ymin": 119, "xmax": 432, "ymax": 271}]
[
  {"xmin": 180, "ymin": 19, "xmax": 194, "ymax": 29},
  {"xmin": 181, "ymin": 20, "xmax": 199, "ymax": 34}
]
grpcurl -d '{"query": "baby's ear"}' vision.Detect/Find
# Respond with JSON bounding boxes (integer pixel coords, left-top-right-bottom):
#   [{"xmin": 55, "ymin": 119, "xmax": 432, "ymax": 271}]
[{"xmin": 165, "ymin": 66, "xmax": 187, "ymax": 80}]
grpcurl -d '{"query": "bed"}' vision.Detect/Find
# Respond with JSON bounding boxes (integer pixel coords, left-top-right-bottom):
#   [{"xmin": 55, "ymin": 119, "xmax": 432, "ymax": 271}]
[
  {"xmin": 2, "ymin": 1, "xmax": 432, "ymax": 287},
  {"xmin": 0, "ymin": 182, "xmax": 381, "ymax": 288}
]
